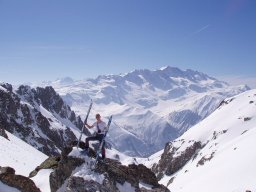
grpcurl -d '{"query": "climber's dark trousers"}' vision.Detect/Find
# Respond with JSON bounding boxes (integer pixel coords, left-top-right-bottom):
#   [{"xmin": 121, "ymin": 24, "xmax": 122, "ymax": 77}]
[{"xmin": 85, "ymin": 134, "xmax": 105, "ymax": 158}]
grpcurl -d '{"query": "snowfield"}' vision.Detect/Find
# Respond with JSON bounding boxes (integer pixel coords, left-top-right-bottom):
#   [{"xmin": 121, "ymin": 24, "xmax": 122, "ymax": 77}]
[{"xmin": 0, "ymin": 131, "xmax": 48, "ymax": 177}]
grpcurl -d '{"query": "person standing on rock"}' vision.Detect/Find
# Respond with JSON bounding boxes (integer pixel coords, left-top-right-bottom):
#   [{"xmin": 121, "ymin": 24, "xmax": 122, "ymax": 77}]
[{"xmin": 84, "ymin": 113, "xmax": 107, "ymax": 160}]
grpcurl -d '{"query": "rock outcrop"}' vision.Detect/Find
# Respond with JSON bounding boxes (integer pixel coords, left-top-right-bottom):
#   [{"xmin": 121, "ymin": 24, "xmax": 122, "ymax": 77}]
[
  {"xmin": 95, "ymin": 159, "xmax": 169, "ymax": 192},
  {"xmin": 30, "ymin": 141, "xmax": 170, "ymax": 192},
  {"xmin": 50, "ymin": 156, "xmax": 85, "ymax": 192},
  {"xmin": 152, "ymin": 140, "xmax": 201, "ymax": 179},
  {"xmin": 0, "ymin": 166, "xmax": 40, "ymax": 192},
  {"xmin": 29, "ymin": 156, "xmax": 61, "ymax": 178}
]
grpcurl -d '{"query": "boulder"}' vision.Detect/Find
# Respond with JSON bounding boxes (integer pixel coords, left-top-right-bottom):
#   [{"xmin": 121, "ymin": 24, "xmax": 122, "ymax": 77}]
[
  {"xmin": 29, "ymin": 156, "xmax": 61, "ymax": 178},
  {"xmin": 49, "ymin": 156, "xmax": 85, "ymax": 192},
  {"xmin": 0, "ymin": 166, "xmax": 40, "ymax": 192}
]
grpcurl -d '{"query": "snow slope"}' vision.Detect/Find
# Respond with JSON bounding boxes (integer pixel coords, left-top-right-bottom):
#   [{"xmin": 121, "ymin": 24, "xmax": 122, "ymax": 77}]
[
  {"xmin": 157, "ymin": 89, "xmax": 256, "ymax": 192},
  {"xmin": 0, "ymin": 131, "xmax": 48, "ymax": 177},
  {"xmin": 41, "ymin": 66, "xmax": 249, "ymax": 157},
  {"xmin": 0, "ymin": 130, "xmax": 48, "ymax": 192}
]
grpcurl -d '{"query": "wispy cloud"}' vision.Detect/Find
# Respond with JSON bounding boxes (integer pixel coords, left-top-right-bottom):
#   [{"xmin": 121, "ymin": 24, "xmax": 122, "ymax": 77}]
[
  {"xmin": 191, "ymin": 24, "xmax": 211, "ymax": 36},
  {"xmin": 218, "ymin": 75, "xmax": 256, "ymax": 89}
]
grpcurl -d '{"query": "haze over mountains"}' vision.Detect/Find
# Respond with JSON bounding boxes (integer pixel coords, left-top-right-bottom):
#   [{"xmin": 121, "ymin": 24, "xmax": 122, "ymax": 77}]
[{"xmin": 40, "ymin": 66, "xmax": 249, "ymax": 156}]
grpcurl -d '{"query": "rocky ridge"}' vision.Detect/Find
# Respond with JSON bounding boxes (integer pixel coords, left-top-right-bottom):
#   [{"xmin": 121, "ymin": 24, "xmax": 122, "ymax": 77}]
[{"xmin": 0, "ymin": 82, "xmax": 90, "ymax": 156}]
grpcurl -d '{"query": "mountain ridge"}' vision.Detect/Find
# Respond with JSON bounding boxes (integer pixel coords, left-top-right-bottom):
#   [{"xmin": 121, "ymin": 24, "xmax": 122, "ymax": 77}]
[
  {"xmin": 0, "ymin": 82, "xmax": 90, "ymax": 156},
  {"xmin": 148, "ymin": 88, "xmax": 256, "ymax": 192}
]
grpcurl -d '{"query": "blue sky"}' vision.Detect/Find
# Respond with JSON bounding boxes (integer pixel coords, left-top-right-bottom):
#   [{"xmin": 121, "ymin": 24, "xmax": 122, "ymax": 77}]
[{"xmin": 0, "ymin": 0, "xmax": 255, "ymax": 87}]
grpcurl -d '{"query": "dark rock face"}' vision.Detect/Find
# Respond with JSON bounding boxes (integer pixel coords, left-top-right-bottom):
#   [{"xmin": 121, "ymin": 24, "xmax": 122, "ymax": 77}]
[
  {"xmin": 21, "ymin": 104, "xmax": 33, "ymax": 125},
  {"xmin": 0, "ymin": 87, "xmax": 20, "ymax": 116},
  {"xmin": 0, "ymin": 83, "xmax": 89, "ymax": 156},
  {"xmin": 152, "ymin": 140, "xmax": 201, "ymax": 179},
  {"xmin": 95, "ymin": 159, "xmax": 169, "ymax": 192},
  {"xmin": 0, "ymin": 83, "xmax": 13, "ymax": 92},
  {"xmin": 36, "ymin": 86, "xmax": 64, "ymax": 114},
  {"xmin": 0, "ymin": 166, "xmax": 40, "ymax": 192},
  {"xmin": 66, "ymin": 177, "xmax": 116, "ymax": 192}
]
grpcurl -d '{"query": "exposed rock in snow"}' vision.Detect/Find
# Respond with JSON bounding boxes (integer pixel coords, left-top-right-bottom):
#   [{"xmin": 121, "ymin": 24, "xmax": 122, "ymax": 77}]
[
  {"xmin": 152, "ymin": 140, "xmax": 202, "ymax": 179},
  {"xmin": 30, "ymin": 141, "xmax": 169, "ymax": 192}
]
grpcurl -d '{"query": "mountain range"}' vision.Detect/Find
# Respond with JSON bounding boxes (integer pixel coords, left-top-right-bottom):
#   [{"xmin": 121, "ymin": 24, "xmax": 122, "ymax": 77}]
[
  {"xmin": 0, "ymin": 66, "xmax": 255, "ymax": 191},
  {"xmin": 40, "ymin": 66, "xmax": 249, "ymax": 156},
  {"xmin": 1, "ymin": 87, "xmax": 255, "ymax": 192}
]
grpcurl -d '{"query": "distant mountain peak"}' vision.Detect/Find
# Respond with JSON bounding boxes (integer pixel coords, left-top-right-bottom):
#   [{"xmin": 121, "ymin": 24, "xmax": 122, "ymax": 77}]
[
  {"xmin": 122, "ymin": 66, "xmax": 216, "ymax": 82},
  {"xmin": 59, "ymin": 66, "xmax": 217, "ymax": 86},
  {"xmin": 55, "ymin": 77, "xmax": 74, "ymax": 85},
  {"xmin": 159, "ymin": 65, "xmax": 180, "ymax": 72}
]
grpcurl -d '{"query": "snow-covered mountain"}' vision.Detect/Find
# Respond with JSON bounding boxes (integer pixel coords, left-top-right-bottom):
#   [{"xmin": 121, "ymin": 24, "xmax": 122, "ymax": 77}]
[
  {"xmin": 148, "ymin": 89, "xmax": 256, "ymax": 192},
  {"xmin": 0, "ymin": 83, "xmax": 90, "ymax": 156},
  {"xmin": 41, "ymin": 66, "xmax": 250, "ymax": 157}
]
